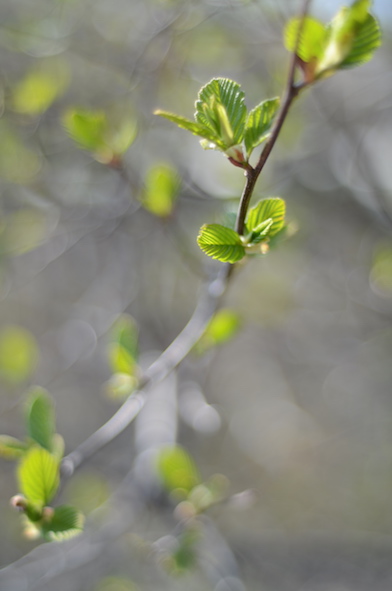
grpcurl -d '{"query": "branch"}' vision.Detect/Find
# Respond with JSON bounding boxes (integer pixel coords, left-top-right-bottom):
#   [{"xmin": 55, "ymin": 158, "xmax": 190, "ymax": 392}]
[
  {"xmin": 62, "ymin": 0, "xmax": 312, "ymax": 479},
  {"xmin": 61, "ymin": 263, "xmax": 232, "ymax": 477},
  {"xmin": 235, "ymin": 0, "xmax": 312, "ymax": 235}
]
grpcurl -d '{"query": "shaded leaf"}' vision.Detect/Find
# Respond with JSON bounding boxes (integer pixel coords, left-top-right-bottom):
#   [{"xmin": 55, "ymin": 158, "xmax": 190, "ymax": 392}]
[
  {"xmin": 244, "ymin": 97, "xmax": 280, "ymax": 157},
  {"xmin": 156, "ymin": 445, "xmax": 200, "ymax": 495},
  {"xmin": 18, "ymin": 447, "xmax": 59, "ymax": 507},
  {"xmin": 41, "ymin": 505, "xmax": 84, "ymax": 542},
  {"xmin": 0, "ymin": 435, "xmax": 27, "ymax": 460},
  {"xmin": 26, "ymin": 387, "xmax": 55, "ymax": 451},
  {"xmin": 246, "ymin": 198, "xmax": 286, "ymax": 238},
  {"xmin": 140, "ymin": 163, "xmax": 179, "ymax": 217},
  {"xmin": 195, "ymin": 78, "xmax": 247, "ymax": 147},
  {"xmin": 197, "ymin": 224, "xmax": 245, "ymax": 263}
]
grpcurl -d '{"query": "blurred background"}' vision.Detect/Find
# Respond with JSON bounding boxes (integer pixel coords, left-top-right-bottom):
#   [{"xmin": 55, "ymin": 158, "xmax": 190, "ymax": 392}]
[{"xmin": 0, "ymin": 0, "xmax": 392, "ymax": 589}]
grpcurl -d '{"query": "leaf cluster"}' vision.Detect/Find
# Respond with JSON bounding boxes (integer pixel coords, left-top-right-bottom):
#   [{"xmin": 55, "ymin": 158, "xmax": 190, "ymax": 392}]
[
  {"xmin": 197, "ymin": 198, "xmax": 286, "ymax": 263},
  {"xmin": 284, "ymin": 0, "xmax": 381, "ymax": 82},
  {"xmin": 1, "ymin": 388, "xmax": 84, "ymax": 541},
  {"xmin": 156, "ymin": 78, "xmax": 280, "ymax": 165}
]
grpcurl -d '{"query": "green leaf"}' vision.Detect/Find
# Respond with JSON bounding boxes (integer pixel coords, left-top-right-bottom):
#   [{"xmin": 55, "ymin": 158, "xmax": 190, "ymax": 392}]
[
  {"xmin": 18, "ymin": 448, "xmax": 59, "ymax": 507},
  {"xmin": 156, "ymin": 445, "xmax": 200, "ymax": 495},
  {"xmin": 339, "ymin": 13, "xmax": 381, "ymax": 68},
  {"xmin": 0, "ymin": 435, "xmax": 27, "ymax": 460},
  {"xmin": 248, "ymin": 218, "xmax": 274, "ymax": 244},
  {"xmin": 108, "ymin": 315, "xmax": 139, "ymax": 377},
  {"xmin": 140, "ymin": 163, "xmax": 180, "ymax": 217},
  {"xmin": 154, "ymin": 111, "xmax": 220, "ymax": 146},
  {"xmin": 244, "ymin": 97, "xmax": 280, "ymax": 157},
  {"xmin": 195, "ymin": 78, "xmax": 247, "ymax": 147},
  {"xmin": 63, "ymin": 108, "xmax": 108, "ymax": 153},
  {"xmin": 0, "ymin": 325, "xmax": 39, "ymax": 385},
  {"xmin": 195, "ymin": 308, "xmax": 241, "ymax": 354},
  {"xmin": 41, "ymin": 505, "xmax": 84, "ymax": 541},
  {"xmin": 12, "ymin": 60, "xmax": 69, "ymax": 115},
  {"xmin": 284, "ymin": 16, "xmax": 327, "ymax": 62},
  {"xmin": 197, "ymin": 224, "xmax": 245, "ymax": 263},
  {"xmin": 317, "ymin": 0, "xmax": 380, "ymax": 74},
  {"xmin": 26, "ymin": 387, "xmax": 55, "ymax": 452},
  {"xmin": 246, "ymin": 198, "xmax": 286, "ymax": 238}
]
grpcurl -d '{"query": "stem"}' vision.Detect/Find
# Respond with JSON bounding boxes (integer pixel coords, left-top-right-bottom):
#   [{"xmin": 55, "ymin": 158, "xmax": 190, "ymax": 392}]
[{"xmin": 235, "ymin": 0, "xmax": 312, "ymax": 235}]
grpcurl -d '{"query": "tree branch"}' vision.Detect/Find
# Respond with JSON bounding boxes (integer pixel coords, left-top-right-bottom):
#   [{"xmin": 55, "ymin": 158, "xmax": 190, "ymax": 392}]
[{"xmin": 235, "ymin": 0, "xmax": 312, "ymax": 235}]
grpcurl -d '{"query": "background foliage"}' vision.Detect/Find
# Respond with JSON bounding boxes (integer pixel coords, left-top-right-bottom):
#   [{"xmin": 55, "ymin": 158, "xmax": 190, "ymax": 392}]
[{"xmin": 0, "ymin": 0, "xmax": 392, "ymax": 589}]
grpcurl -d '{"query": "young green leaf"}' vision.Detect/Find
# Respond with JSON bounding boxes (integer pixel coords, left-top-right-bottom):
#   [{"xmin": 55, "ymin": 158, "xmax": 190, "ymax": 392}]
[
  {"xmin": 248, "ymin": 218, "xmax": 274, "ymax": 244},
  {"xmin": 63, "ymin": 109, "xmax": 108, "ymax": 153},
  {"xmin": 195, "ymin": 78, "xmax": 247, "ymax": 148},
  {"xmin": 156, "ymin": 445, "xmax": 201, "ymax": 495},
  {"xmin": 195, "ymin": 308, "xmax": 241, "ymax": 354},
  {"xmin": 338, "ymin": 13, "xmax": 381, "ymax": 68},
  {"xmin": 108, "ymin": 315, "xmax": 139, "ymax": 377},
  {"xmin": 18, "ymin": 448, "xmax": 59, "ymax": 507},
  {"xmin": 26, "ymin": 387, "xmax": 55, "ymax": 452},
  {"xmin": 316, "ymin": 0, "xmax": 381, "ymax": 74},
  {"xmin": 153, "ymin": 111, "xmax": 221, "ymax": 146},
  {"xmin": 41, "ymin": 505, "xmax": 84, "ymax": 541},
  {"xmin": 0, "ymin": 435, "xmax": 27, "ymax": 460},
  {"xmin": 246, "ymin": 198, "xmax": 286, "ymax": 238},
  {"xmin": 197, "ymin": 224, "xmax": 245, "ymax": 263},
  {"xmin": 140, "ymin": 163, "xmax": 180, "ymax": 217},
  {"xmin": 244, "ymin": 97, "xmax": 280, "ymax": 157},
  {"xmin": 284, "ymin": 16, "xmax": 327, "ymax": 62}
]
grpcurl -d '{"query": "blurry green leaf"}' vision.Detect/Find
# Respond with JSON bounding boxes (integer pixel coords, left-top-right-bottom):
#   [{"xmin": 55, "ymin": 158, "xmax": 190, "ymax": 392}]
[
  {"xmin": 106, "ymin": 117, "xmax": 137, "ymax": 156},
  {"xmin": 195, "ymin": 78, "xmax": 247, "ymax": 148},
  {"xmin": 156, "ymin": 445, "xmax": 200, "ymax": 495},
  {"xmin": 65, "ymin": 471, "xmax": 109, "ymax": 515},
  {"xmin": 18, "ymin": 447, "xmax": 59, "ymax": 507},
  {"xmin": 51, "ymin": 434, "xmax": 65, "ymax": 461},
  {"xmin": 2, "ymin": 209, "xmax": 48, "ymax": 256},
  {"xmin": 0, "ymin": 435, "xmax": 27, "ymax": 460},
  {"xmin": 0, "ymin": 325, "xmax": 39, "ymax": 385},
  {"xmin": 197, "ymin": 224, "xmax": 245, "ymax": 263},
  {"xmin": 0, "ymin": 121, "xmax": 41, "ymax": 184},
  {"xmin": 172, "ymin": 529, "xmax": 199, "ymax": 573},
  {"xmin": 12, "ymin": 60, "xmax": 69, "ymax": 115},
  {"xmin": 370, "ymin": 244, "xmax": 392, "ymax": 296},
  {"xmin": 141, "ymin": 163, "xmax": 179, "ymax": 217},
  {"xmin": 244, "ymin": 97, "xmax": 280, "ymax": 157},
  {"xmin": 339, "ymin": 13, "xmax": 381, "ymax": 68},
  {"xmin": 26, "ymin": 387, "xmax": 55, "ymax": 452},
  {"xmin": 246, "ymin": 198, "xmax": 286, "ymax": 238},
  {"xmin": 41, "ymin": 505, "xmax": 84, "ymax": 541},
  {"xmin": 63, "ymin": 108, "xmax": 108, "ymax": 153},
  {"xmin": 108, "ymin": 315, "xmax": 139, "ymax": 377},
  {"xmin": 105, "ymin": 373, "xmax": 138, "ymax": 400},
  {"xmin": 96, "ymin": 577, "xmax": 138, "ymax": 591},
  {"xmin": 317, "ymin": 0, "xmax": 380, "ymax": 74},
  {"xmin": 196, "ymin": 308, "xmax": 241, "ymax": 354},
  {"xmin": 284, "ymin": 16, "xmax": 327, "ymax": 62}
]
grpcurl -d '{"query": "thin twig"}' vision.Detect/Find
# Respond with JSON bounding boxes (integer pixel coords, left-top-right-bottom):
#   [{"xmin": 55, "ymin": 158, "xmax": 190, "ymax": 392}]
[{"xmin": 235, "ymin": 0, "xmax": 312, "ymax": 235}]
